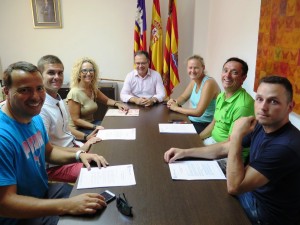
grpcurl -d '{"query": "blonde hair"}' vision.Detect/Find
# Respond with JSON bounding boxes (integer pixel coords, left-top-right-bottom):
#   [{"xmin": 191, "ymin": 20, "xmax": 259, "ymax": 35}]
[
  {"xmin": 70, "ymin": 57, "xmax": 99, "ymax": 94},
  {"xmin": 186, "ymin": 54, "xmax": 206, "ymax": 75}
]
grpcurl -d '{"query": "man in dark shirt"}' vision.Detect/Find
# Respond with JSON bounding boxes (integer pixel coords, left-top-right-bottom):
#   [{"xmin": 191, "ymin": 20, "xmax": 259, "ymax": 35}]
[{"xmin": 165, "ymin": 76, "xmax": 300, "ymax": 224}]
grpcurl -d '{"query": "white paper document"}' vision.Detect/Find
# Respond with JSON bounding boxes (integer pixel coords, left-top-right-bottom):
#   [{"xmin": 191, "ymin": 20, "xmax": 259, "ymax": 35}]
[
  {"xmin": 97, "ymin": 128, "xmax": 136, "ymax": 140},
  {"xmin": 159, "ymin": 123, "xmax": 197, "ymax": 134},
  {"xmin": 168, "ymin": 160, "xmax": 226, "ymax": 180},
  {"xmin": 77, "ymin": 164, "xmax": 136, "ymax": 189},
  {"xmin": 105, "ymin": 109, "xmax": 139, "ymax": 116}
]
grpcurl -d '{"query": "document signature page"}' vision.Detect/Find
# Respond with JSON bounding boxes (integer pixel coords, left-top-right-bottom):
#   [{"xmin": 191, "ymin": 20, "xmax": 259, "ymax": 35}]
[
  {"xmin": 105, "ymin": 109, "xmax": 139, "ymax": 116},
  {"xmin": 97, "ymin": 128, "xmax": 136, "ymax": 140},
  {"xmin": 159, "ymin": 123, "xmax": 197, "ymax": 134},
  {"xmin": 168, "ymin": 161, "xmax": 226, "ymax": 180},
  {"xmin": 77, "ymin": 164, "xmax": 136, "ymax": 189}
]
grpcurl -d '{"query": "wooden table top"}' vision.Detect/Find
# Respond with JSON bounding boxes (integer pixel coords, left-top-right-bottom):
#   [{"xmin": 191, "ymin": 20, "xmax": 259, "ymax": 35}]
[{"xmin": 58, "ymin": 104, "xmax": 250, "ymax": 225}]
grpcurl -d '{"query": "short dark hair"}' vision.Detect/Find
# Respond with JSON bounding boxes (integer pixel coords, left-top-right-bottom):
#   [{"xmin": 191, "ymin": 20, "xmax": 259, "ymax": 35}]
[
  {"xmin": 134, "ymin": 50, "xmax": 150, "ymax": 60},
  {"xmin": 3, "ymin": 61, "xmax": 40, "ymax": 88},
  {"xmin": 37, "ymin": 55, "xmax": 64, "ymax": 73},
  {"xmin": 259, "ymin": 75, "xmax": 293, "ymax": 102},
  {"xmin": 223, "ymin": 57, "xmax": 248, "ymax": 76}
]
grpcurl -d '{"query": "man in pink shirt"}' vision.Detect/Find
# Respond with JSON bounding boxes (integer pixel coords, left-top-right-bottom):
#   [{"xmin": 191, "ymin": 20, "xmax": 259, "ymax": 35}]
[{"xmin": 120, "ymin": 50, "xmax": 165, "ymax": 106}]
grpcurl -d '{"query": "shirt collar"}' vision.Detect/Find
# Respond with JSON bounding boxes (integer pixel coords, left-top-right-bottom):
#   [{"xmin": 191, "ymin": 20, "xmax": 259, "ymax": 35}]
[
  {"xmin": 45, "ymin": 93, "xmax": 62, "ymax": 105},
  {"xmin": 222, "ymin": 87, "xmax": 245, "ymax": 103},
  {"xmin": 134, "ymin": 69, "xmax": 151, "ymax": 78}
]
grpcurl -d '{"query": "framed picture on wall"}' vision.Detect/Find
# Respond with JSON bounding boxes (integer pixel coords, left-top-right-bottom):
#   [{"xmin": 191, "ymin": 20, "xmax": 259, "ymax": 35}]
[{"xmin": 30, "ymin": 0, "xmax": 62, "ymax": 28}]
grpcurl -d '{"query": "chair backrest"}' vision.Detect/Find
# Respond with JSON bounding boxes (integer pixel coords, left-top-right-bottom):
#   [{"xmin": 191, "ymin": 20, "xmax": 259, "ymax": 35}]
[
  {"xmin": 0, "ymin": 84, "xmax": 5, "ymax": 102},
  {"xmin": 0, "ymin": 99, "xmax": 6, "ymax": 106}
]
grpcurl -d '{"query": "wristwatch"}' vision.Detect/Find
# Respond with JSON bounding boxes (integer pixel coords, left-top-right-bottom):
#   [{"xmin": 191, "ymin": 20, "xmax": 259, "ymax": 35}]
[{"xmin": 83, "ymin": 133, "xmax": 88, "ymax": 141}]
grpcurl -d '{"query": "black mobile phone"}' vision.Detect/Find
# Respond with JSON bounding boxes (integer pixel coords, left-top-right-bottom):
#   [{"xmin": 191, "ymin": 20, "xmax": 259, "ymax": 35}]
[
  {"xmin": 100, "ymin": 190, "xmax": 116, "ymax": 203},
  {"xmin": 168, "ymin": 119, "xmax": 187, "ymax": 124}
]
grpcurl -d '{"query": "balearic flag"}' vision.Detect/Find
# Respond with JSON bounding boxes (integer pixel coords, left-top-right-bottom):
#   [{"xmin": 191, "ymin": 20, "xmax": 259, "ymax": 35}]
[
  {"xmin": 149, "ymin": 0, "xmax": 163, "ymax": 75},
  {"xmin": 134, "ymin": 0, "xmax": 147, "ymax": 55},
  {"xmin": 163, "ymin": 0, "xmax": 179, "ymax": 97}
]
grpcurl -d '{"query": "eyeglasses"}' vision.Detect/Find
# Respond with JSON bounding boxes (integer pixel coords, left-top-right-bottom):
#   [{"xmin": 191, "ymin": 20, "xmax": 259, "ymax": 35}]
[
  {"xmin": 116, "ymin": 193, "xmax": 133, "ymax": 217},
  {"xmin": 135, "ymin": 62, "xmax": 148, "ymax": 66},
  {"xmin": 81, "ymin": 69, "xmax": 95, "ymax": 75}
]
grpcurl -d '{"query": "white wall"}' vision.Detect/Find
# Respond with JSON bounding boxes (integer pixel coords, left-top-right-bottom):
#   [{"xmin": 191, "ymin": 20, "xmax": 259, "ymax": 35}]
[
  {"xmin": 0, "ymin": 0, "xmax": 135, "ymax": 81},
  {"xmin": 0, "ymin": 0, "xmax": 299, "ymax": 127},
  {"xmin": 0, "ymin": 0, "xmax": 193, "ymax": 87},
  {"xmin": 193, "ymin": 0, "xmax": 300, "ymax": 129}
]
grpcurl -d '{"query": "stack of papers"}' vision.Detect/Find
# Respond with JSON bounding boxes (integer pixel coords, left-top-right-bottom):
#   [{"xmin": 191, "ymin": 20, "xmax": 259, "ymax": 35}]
[
  {"xmin": 105, "ymin": 109, "xmax": 139, "ymax": 116},
  {"xmin": 77, "ymin": 164, "xmax": 136, "ymax": 189},
  {"xmin": 168, "ymin": 160, "xmax": 226, "ymax": 180},
  {"xmin": 159, "ymin": 123, "xmax": 197, "ymax": 134}
]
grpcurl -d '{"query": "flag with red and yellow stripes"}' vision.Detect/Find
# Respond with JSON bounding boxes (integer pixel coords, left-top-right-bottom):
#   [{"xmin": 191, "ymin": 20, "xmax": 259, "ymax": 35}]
[
  {"xmin": 163, "ymin": 0, "xmax": 179, "ymax": 97},
  {"xmin": 134, "ymin": 0, "xmax": 147, "ymax": 55},
  {"xmin": 149, "ymin": 0, "xmax": 163, "ymax": 75}
]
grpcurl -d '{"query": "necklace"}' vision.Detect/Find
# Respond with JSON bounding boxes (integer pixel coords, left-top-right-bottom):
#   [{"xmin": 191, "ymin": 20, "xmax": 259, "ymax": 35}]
[
  {"xmin": 82, "ymin": 88, "xmax": 95, "ymax": 100},
  {"xmin": 79, "ymin": 82, "xmax": 95, "ymax": 99}
]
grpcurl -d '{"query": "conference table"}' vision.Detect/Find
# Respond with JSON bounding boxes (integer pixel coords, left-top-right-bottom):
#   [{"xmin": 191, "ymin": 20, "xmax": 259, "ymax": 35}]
[{"xmin": 58, "ymin": 104, "xmax": 250, "ymax": 225}]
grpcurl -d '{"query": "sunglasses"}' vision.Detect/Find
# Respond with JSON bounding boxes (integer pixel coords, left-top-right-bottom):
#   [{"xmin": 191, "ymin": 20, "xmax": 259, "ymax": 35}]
[{"xmin": 116, "ymin": 193, "xmax": 133, "ymax": 217}]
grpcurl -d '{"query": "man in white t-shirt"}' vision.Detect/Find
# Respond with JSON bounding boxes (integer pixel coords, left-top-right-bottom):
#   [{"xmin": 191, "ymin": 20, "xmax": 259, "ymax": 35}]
[{"xmin": 38, "ymin": 55, "xmax": 102, "ymax": 182}]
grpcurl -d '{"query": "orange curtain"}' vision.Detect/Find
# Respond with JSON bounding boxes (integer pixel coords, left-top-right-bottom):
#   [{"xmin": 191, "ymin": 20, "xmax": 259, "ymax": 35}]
[{"xmin": 255, "ymin": 0, "xmax": 300, "ymax": 114}]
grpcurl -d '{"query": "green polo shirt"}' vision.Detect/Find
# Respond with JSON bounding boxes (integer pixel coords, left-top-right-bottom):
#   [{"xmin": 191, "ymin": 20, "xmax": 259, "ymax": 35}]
[{"xmin": 211, "ymin": 88, "xmax": 254, "ymax": 142}]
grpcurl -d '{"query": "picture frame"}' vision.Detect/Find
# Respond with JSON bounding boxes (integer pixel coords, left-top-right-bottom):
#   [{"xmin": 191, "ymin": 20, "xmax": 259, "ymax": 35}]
[{"xmin": 30, "ymin": 0, "xmax": 62, "ymax": 28}]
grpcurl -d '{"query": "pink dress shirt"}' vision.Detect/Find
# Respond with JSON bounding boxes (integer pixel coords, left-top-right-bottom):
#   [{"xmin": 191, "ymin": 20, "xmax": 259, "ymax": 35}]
[{"xmin": 120, "ymin": 69, "xmax": 165, "ymax": 102}]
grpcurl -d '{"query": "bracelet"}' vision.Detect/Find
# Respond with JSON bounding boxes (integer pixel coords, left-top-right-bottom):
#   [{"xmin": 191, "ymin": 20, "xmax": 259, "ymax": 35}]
[
  {"xmin": 83, "ymin": 134, "xmax": 88, "ymax": 141},
  {"xmin": 175, "ymin": 100, "xmax": 182, "ymax": 107},
  {"xmin": 93, "ymin": 125, "xmax": 97, "ymax": 129},
  {"xmin": 75, "ymin": 150, "xmax": 86, "ymax": 162}
]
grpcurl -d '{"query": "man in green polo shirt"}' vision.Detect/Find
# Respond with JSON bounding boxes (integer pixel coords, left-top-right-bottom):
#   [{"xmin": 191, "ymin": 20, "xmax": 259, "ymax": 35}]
[{"xmin": 200, "ymin": 57, "xmax": 254, "ymax": 149}]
